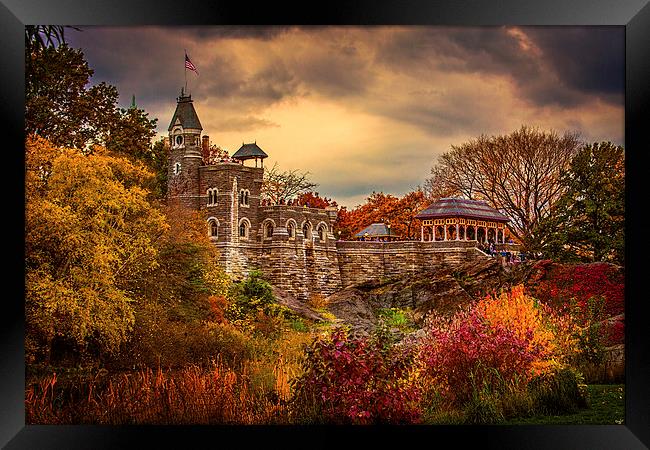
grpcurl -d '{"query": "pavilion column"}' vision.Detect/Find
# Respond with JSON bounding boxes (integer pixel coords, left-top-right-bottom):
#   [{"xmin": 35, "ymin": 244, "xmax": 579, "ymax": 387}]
[
  {"xmin": 444, "ymin": 226, "xmax": 447, "ymax": 241},
  {"xmin": 464, "ymin": 226, "xmax": 467, "ymax": 240},
  {"xmin": 432, "ymin": 226, "xmax": 436, "ymax": 241},
  {"xmin": 455, "ymin": 223, "xmax": 459, "ymax": 240},
  {"xmin": 421, "ymin": 225, "xmax": 424, "ymax": 242}
]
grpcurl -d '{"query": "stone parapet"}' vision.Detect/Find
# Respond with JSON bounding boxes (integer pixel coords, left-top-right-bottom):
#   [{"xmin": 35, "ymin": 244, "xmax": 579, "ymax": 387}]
[{"xmin": 335, "ymin": 240, "xmax": 488, "ymax": 287}]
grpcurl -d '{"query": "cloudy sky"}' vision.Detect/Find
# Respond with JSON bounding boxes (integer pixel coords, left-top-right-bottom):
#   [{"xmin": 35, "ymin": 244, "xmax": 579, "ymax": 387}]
[{"xmin": 66, "ymin": 26, "xmax": 624, "ymax": 208}]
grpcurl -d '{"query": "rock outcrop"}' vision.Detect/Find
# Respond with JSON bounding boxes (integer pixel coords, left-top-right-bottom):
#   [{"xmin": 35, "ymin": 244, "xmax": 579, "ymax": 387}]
[
  {"xmin": 323, "ymin": 259, "xmax": 537, "ymax": 335},
  {"xmin": 271, "ymin": 286, "xmax": 327, "ymax": 322}
]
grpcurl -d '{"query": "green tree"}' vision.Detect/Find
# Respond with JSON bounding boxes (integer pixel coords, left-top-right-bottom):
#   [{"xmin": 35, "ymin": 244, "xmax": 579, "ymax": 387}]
[
  {"xmin": 25, "ymin": 136, "xmax": 168, "ymax": 363},
  {"xmin": 146, "ymin": 138, "xmax": 170, "ymax": 198},
  {"xmin": 537, "ymin": 142, "xmax": 625, "ymax": 264},
  {"xmin": 26, "ymin": 33, "xmax": 159, "ymax": 165},
  {"xmin": 105, "ymin": 105, "xmax": 158, "ymax": 160},
  {"xmin": 26, "ymin": 43, "xmax": 120, "ymax": 150}
]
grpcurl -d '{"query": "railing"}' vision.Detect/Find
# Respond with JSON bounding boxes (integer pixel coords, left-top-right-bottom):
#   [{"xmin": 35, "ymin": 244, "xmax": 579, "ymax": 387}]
[{"xmin": 336, "ymin": 240, "xmax": 479, "ymax": 250}]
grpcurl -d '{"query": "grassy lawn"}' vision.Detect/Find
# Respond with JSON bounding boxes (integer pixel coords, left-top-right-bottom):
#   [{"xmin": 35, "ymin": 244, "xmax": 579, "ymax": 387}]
[{"xmin": 506, "ymin": 384, "xmax": 625, "ymax": 425}]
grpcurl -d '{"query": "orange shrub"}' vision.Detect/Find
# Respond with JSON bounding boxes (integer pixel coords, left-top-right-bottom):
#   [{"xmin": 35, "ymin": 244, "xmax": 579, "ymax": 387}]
[{"xmin": 476, "ymin": 285, "xmax": 579, "ymax": 375}]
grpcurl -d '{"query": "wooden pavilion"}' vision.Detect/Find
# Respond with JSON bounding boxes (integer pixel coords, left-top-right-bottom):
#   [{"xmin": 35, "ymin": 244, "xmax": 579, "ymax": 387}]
[{"xmin": 415, "ymin": 197, "xmax": 510, "ymax": 244}]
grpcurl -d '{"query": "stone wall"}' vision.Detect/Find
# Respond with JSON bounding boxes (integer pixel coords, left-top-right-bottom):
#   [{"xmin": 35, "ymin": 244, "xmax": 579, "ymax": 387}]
[
  {"xmin": 335, "ymin": 240, "xmax": 489, "ymax": 287},
  {"xmin": 209, "ymin": 203, "xmax": 341, "ymax": 301},
  {"xmin": 180, "ymin": 163, "xmax": 494, "ymax": 300},
  {"xmin": 199, "ymin": 163, "xmax": 264, "ymax": 243}
]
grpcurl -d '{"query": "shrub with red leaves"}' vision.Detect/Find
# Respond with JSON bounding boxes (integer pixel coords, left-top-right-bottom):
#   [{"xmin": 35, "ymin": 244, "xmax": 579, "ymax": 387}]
[
  {"xmin": 527, "ymin": 261, "xmax": 624, "ymax": 345},
  {"xmin": 419, "ymin": 308, "xmax": 546, "ymax": 406},
  {"xmin": 289, "ymin": 329, "xmax": 421, "ymax": 424}
]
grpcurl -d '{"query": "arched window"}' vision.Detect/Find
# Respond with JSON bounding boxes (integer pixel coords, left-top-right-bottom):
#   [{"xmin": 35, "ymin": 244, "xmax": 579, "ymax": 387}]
[
  {"xmin": 207, "ymin": 188, "xmax": 218, "ymax": 206},
  {"xmin": 174, "ymin": 162, "xmax": 181, "ymax": 175},
  {"xmin": 172, "ymin": 129, "xmax": 184, "ymax": 148},
  {"xmin": 286, "ymin": 220, "xmax": 296, "ymax": 239},
  {"xmin": 264, "ymin": 221, "xmax": 274, "ymax": 239},
  {"xmin": 207, "ymin": 218, "xmax": 219, "ymax": 238},
  {"xmin": 302, "ymin": 222, "xmax": 312, "ymax": 240},
  {"xmin": 239, "ymin": 218, "xmax": 250, "ymax": 239},
  {"xmin": 240, "ymin": 189, "xmax": 250, "ymax": 207},
  {"xmin": 318, "ymin": 224, "xmax": 327, "ymax": 242}
]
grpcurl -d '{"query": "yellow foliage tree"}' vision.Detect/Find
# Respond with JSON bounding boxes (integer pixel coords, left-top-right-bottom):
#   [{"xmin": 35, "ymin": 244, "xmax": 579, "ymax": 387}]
[{"xmin": 25, "ymin": 136, "xmax": 168, "ymax": 362}]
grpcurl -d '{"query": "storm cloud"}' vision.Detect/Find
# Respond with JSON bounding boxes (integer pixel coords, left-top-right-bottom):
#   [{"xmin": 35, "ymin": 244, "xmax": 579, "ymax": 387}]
[{"xmin": 64, "ymin": 26, "xmax": 624, "ymax": 207}]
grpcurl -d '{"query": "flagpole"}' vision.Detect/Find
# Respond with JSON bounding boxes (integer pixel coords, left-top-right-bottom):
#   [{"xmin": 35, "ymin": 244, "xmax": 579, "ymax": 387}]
[{"xmin": 184, "ymin": 49, "xmax": 187, "ymax": 95}]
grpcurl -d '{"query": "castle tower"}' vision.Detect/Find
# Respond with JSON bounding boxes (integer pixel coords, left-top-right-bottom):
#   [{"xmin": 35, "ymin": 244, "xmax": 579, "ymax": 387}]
[{"xmin": 167, "ymin": 90, "xmax": 203, "ymax": 208}]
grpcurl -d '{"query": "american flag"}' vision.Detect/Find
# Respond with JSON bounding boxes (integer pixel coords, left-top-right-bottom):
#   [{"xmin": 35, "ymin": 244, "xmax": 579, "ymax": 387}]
[{"xmin": 185, "ymin": 53, "xmax": 198, "ymax": 75}]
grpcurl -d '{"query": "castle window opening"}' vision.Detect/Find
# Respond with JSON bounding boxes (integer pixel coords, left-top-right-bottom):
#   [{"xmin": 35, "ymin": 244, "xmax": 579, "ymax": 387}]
[
  {"xmin": 303, "ymin": 222, "xmax": 312, "ymax": 240},
  {"xmin": 207, "ymin": 188, "xmax": 218, "ymax": 206},
  {"xmin": 239, "ymin": 189, "xmax": 250, "ymax": 207},
  {"xmin": 208, "ymin": 218, "xmax": 219, "ymax": 238},
  {"xmin": 264, "ymin": 221, "xmax": 274, "ymax": 239},
  {"xmin": 239, "ymin": 218, "xmax": 250, "ymax": 239},
  {"xmin": 174, "ymin": 162, "xmax": 181, "ymax": 175},
  {"xmin": 318, "ymin": 224, "xmax": 327, "ymax": 242},
  {"xmin": 287, "ymin": 220, "xmax": 296, "ymax": 239}
]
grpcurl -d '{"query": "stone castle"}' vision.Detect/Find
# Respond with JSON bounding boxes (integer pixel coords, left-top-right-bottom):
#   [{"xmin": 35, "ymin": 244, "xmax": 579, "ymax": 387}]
[{"xmin": 166, "ymin": 93, "xmax": 494, "ymax": 300}]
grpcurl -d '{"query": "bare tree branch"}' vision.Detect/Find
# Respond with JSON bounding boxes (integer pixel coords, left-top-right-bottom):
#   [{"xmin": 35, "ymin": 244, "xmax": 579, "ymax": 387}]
[
  {"xmin": 424, "ymin": 126, "xmax": 581, "ymax": 249},
  {"xmin": 261, "ymin": 162, "xmax": 318, "ymax": 204}
]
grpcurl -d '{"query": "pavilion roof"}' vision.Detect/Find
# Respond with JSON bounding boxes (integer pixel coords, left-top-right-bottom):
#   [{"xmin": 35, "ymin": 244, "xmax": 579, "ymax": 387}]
[
  {"xmin": 355, "ymin": 223, "xmax": 393, "ymax": 237},
  {"xmin": 415, "ymin": 197, "xmax": 510, "ymax": 222},
  {"xmin": 232, "ymin": 142, "xmax": 268, "ymax": 160}
]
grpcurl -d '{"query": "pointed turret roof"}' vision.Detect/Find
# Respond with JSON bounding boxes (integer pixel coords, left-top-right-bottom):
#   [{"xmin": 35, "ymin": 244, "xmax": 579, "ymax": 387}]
[{"xmin": 168, "ymin": 93, "xmax": 203, "ymax": 131}]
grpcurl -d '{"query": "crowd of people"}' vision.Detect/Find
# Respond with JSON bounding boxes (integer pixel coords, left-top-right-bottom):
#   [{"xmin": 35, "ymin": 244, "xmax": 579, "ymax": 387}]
[
  {"xmin": 259, "ymin": 193, "xmax": 338, "ymax": 208},
  {"xmin": 479, "ymin": 239, "xmax": 527, "ymax": 264}
]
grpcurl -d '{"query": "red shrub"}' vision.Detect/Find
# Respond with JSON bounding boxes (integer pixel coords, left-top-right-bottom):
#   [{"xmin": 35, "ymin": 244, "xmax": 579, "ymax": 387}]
[
  {"xmin": 419, "ymin": 307, "xmax": 545, "ymax": 406},
  {"xmin": 290, "ymin": 329, "xmax": 421, "ymax": 424},
  {"xmin": 527, "ymin": 261, "xmax": 624, "ymax": 345}
]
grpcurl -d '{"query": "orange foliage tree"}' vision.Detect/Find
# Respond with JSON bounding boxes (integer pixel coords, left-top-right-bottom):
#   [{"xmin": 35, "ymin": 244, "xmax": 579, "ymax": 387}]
[
  {"xmin": 295, "ymin": 191, "xmax": 336, "ymax": 209},
  {"xmin": 335, "ymin": 190, "xmax": 429, "ymax": 240}
]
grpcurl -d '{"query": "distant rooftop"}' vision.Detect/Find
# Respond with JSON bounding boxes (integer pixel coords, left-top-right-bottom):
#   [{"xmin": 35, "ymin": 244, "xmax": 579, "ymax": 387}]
[
  {"xmin": 232, "ymin": 142, "xmax": 268, "ymax": 160},
  {"xmin": 355, "ymin": 223, "xmax": 393, "ymax": 238},
  {"xmin": 415, "ymin": 197, "xmax": 510, "ymax": 222}
]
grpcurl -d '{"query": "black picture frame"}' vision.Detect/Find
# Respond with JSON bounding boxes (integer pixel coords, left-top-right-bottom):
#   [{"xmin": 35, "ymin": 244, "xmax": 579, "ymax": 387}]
[{"xmin": 3, "ymin": 1, "xmax": 649, "ymax": 448}]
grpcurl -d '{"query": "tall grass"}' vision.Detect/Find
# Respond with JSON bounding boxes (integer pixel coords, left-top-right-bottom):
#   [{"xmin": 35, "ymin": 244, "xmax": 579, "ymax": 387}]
[{"xmin": 26, "ymin": 358, "xmax": 294, "ymax": 425}]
